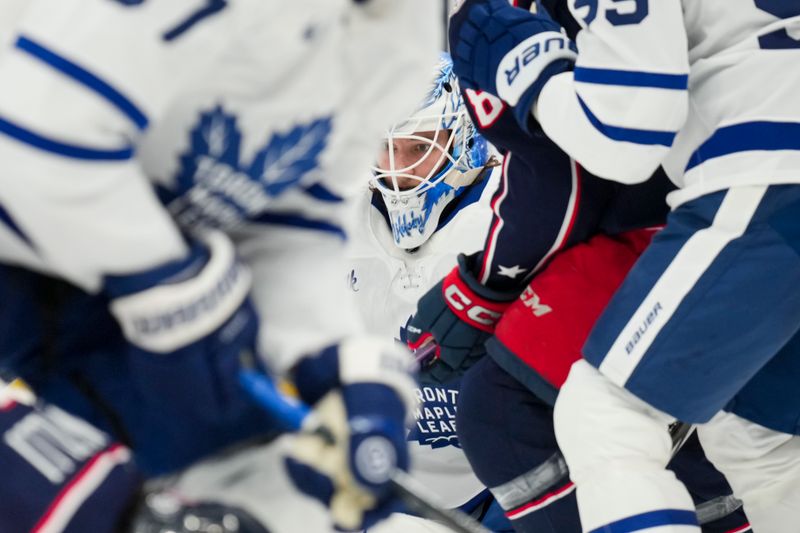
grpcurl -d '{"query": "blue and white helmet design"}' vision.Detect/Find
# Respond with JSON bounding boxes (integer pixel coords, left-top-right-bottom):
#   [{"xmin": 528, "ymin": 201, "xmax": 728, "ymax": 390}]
[{"xmin": 372, "ymin": 53, "xmax": 490, "ymax": 250}]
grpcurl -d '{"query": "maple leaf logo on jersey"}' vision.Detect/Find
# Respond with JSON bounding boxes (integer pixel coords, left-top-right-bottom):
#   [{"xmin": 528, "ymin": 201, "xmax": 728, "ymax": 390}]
[
  {"xmin": 167, "ymin": 105, "xmax": 332, "ymax": 229},
  {"xmin": 407, "ymin": 384, "xmax": 461, "ymax": 450}
]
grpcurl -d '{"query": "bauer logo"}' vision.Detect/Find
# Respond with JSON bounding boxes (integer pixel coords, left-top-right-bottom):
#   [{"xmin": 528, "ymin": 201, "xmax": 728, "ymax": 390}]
[
  {"xmin": 168, "ymin": 105, "xmax": 332, "ymax": 229},
  {"xmin": 496, "ymin": 33, "xmax": 577, "ymax": 106},
  {"xmin": 407, "ymin": 385, "xmax": 461, "ymax": 449},
  {"xmin": 625, "ymin": 301, "xmax": 663, "ymax": 355}
]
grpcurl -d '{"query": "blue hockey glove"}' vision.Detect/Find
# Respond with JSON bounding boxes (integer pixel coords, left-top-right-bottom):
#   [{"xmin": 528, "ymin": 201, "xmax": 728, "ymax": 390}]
[
  {"xmin": 407, "ymin": 254, "xmax": 518, "ymax": 384},
  {"xmin": 105, "ymin": 230, "xmax": 274, "ymax": 474},
  {"xmin": 449, "ymin": 0, "xmax": 576, "ymax": 132},
  {"xmin": 284, "ymin": 338, "xmax": 416, "ymax": 531}
]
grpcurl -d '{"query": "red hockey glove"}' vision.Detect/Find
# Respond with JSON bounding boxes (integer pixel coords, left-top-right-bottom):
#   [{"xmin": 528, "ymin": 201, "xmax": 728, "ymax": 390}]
[{"xmin": 407, "ymin": 253, "xmax": 518, "ymax": 384}]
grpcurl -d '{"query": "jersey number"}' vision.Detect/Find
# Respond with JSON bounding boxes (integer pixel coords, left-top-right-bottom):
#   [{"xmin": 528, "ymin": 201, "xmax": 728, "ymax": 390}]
[
  {"xmin": 111, "ymin": 0, "xmax": 228, "ymax": 41},
  {"xmin": 573, "ymin": 0, "xmax": 648, "ymax": 27},
  {"xmin": 754, "ymin": 0, "xmax": 800, "ymax": 49},
  {"xmin": 464, "ymin": 89, "xmax": 506, "ymax": 129}
]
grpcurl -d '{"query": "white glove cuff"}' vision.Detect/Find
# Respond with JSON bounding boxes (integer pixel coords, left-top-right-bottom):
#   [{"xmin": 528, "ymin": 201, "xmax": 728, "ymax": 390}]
[
  {"xmin": 110, "ymin": 230, "xmax": 252, "ymax": 353},
  {"xmin": 496, "ymin": 31, "xmax": 577, "ymax": 106},
  {"xmin": 337, "ymin": 336, "xmax": 417, "ymax": 417}
]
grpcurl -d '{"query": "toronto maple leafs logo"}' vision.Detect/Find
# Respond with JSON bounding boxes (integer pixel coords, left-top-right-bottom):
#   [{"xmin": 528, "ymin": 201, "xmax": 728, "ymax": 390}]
[
  {"xmin": 408, "ymin": 384, "xmax": 461, "ymax": 449},
  {"xmin": 166, "ymin": 105, "xmax": 332, "ymax": 229}
]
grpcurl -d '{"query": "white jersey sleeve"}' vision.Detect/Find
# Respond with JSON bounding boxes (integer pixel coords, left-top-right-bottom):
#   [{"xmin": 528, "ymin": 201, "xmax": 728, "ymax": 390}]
[
  {"xmin": 0, "ymin": 0, "xmax": 246, "ymax": 291},
  {"xmin": 0, "ymin": 0, "xmax": 440, "ymax": 365},
  {"xmin": 537, "ymin": 0, "xmax": 800, "ymax": 203},
  {"xmin": 0, "ymin": 0, "xmax": 28, "ymax": 50},
  {"xmin": 534, "ymin": 0, "xmax": 689, "ymax": 184},
  {"xmin": 663, "ymin": 0, "xmax": 800, "ymax": 206}
]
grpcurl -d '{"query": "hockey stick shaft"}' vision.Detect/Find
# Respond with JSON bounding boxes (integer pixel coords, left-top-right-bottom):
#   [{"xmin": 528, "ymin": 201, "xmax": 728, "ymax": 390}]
[
  {"xmin": 413, "ymin": 342, "xmax": 439, "ymax": 366},
  {"xmin": 669, "ymin": 420, "xmax": 695, "ymax": 456},
  {"xmin": 667, "ymin": 422, "xmax": 746, "ymax": 526},
  {"xmin": 239, "ymin": 370, "xmax": 491, "ymax": 533}
]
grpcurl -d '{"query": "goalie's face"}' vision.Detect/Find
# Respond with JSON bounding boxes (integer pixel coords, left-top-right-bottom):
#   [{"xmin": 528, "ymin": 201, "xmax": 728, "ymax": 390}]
[
  {"xmin": 375, "ymin": 129, "xmax": 452, "ymax": 191},
  {"xmin": 369, "ymin": 53, "xmax": 490, "ymax": 250},
  {"xmin": 370, "ymin": 123, "xmax": 464, "ymax": 251}
]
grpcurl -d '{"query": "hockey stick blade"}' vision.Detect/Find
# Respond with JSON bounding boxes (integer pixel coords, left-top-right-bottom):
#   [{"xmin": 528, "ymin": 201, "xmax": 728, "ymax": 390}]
[{"xmin": 239, "ymin": 370, "xmax": 491, "ymax": 533}]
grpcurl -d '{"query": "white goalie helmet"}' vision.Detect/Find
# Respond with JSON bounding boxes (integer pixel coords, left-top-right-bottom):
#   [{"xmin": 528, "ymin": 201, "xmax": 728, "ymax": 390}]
[{"xmin": 371, "ymin": 53, "xmax": 490, "ymax": 250}]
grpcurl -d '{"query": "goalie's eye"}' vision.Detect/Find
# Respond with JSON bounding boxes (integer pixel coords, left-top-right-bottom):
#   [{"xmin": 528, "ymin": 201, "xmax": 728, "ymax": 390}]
[{"xmin": 413, "ymin": 143, "xmax": 431, "ymax": 154}]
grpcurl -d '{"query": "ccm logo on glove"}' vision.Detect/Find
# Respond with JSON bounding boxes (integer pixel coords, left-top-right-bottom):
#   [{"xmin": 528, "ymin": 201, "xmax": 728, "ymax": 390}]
[{"xmin": 443, "ymin": 269, "xmax": 507, "ymax": 331}]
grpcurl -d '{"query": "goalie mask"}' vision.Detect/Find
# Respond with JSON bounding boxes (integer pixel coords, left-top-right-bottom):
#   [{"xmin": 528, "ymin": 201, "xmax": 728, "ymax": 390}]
[{"xmin": 371, "ymin": 53, "xmax": 490, "ymax": 250}]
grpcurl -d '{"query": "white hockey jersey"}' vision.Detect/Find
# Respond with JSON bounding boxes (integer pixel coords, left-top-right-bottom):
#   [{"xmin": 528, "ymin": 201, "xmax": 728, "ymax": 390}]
[
  {"xmin": 536, "ymin": 0, "xmax": 800, "ymax": 207},
  {"xmin": 344, "ymin": 167, "xmax": 500, "ymax": 509},
  {"xmin": 0, "ymin": 0, "xmax": 440, "ymax": 372}
]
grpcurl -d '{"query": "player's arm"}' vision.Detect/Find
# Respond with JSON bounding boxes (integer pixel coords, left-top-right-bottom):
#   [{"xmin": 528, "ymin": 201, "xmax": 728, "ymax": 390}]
[
  {"xmin": 461, "ymin": 89, "xmax": 612, "ymax": 291},
  {"xmin": 449, "ymin": 0, "xmax": 689, "ymax": 184},
  {"xmin": 535, "ymin": 0, "xmax": 689, "ymax": 183},
  {"xmin": 475, "ymin": 151, "xmax": 584, "ymax": 289},
  {"xmin": 405, "ymin": 152, "xmax": 582, "ymax": 383},
  {"xmin": 0, "ymin": 394, "xmax": 141, "ymax": 533},
  {"xmin": 0, "ymin": 0, "xmax": 241, "ymax": 289},
  {"xmin": 0, "ymin": 1, "xmax": 285, "ymax": 474},
  {"xmin": 0, "ymin": 0, "xmax": 260, "ymax": 355},
  {"xmin": 407, "ymin": 94, "xmax": 614, "ymax": 383}
]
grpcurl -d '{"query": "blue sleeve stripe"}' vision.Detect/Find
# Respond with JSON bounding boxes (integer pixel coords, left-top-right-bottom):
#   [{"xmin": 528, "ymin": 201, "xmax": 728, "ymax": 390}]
[
  {"xmin": 588, "ymin": 509, "xmax": 698, "ymax": 533},
  {"xmin": 163, "ymin": 0, "xmax": 228, "ymax": 41},
  {"xmin": 577, "ymin": 96, "xmax": 676, "ymax": 147},
  {"xmin": 302, "ymin": 183, "xmax": 344, "ymax": 203},
  {"xmin": 686, "ymin": 121, "xmax": 800, "ymax": 171},
  {"xmin": 104, "ymin": 240, "xmax": 208, "ymax": 297},
  {"xmin": 253, "ymin": 212, "xmax": 346, "ymax": 241},
  {"xmin": 575, "ymin": 67, "xmax": 688, "ymax": 90},
  {"xmin": 0, "ymin": 114, "xmax": 134, "ymax": 160},
  {"xmin": 15, "ymin": 36, "xmax": 149, "ymax": 131}
]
